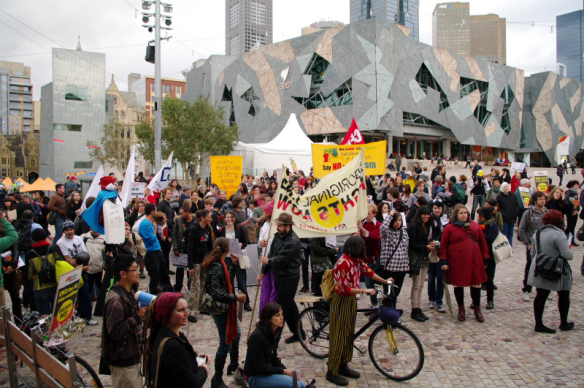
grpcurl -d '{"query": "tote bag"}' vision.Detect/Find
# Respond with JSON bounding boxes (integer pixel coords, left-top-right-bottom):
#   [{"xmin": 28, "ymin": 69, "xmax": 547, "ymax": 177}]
[{"xmin": 492, "ymin": 232, "xmax": 512, "ymax": 264}]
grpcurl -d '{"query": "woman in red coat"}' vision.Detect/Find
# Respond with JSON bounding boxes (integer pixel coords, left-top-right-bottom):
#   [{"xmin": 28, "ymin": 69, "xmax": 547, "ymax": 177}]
[{"xmin": 440, "ymin": 204, "xmax": 490, "ymax": 322}]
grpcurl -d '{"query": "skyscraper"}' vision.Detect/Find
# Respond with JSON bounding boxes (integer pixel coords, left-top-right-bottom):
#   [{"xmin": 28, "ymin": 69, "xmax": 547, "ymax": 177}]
[
  {"xmin": 557, "ymin": 10, "xmax": 584, "ymax": 83},
  {"xmin": 433, "ymin": 3, "xmax": 506, "ymax": 65},
  {"xmin": 350, "ymin": 0, "xmax": 419, "ymax": 41},
  {"xmin": 225, "ymin": 0, "xmax": 273, "ymax": 56},
  {"xmin": 0, "ymin": 61, "xmax": 33, "ymax": 135}
]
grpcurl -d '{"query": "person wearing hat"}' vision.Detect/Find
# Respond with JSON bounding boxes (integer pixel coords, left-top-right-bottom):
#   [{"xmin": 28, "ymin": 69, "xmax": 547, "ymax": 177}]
[
  {"xmin": 470, "ymin": 169, "xmax": 489, "ymax": 221},
  {"xmin": 143, "ymin": 292, "xmax": 209, "ymax": 388},
  {"xmin": 403, "ymin": 172, "xmax": 416, "ymax": 192},
  {"xmin": 179, "ymin": 185, "xmax": 192, "ymax": 208},
  {"xmin": 258, "ymin": 213, "xmax": 304, "ymax": 344},
  {"xmin": 64, "ymin": 176, "xmax": 79, "ymax": 199}
]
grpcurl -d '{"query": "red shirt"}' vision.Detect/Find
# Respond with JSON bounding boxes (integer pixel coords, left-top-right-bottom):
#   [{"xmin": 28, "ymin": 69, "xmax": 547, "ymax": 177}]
[
  {"xmin": 333, "ymin": 255, "xmax": 374, "ymax": 296},
  {"xmin": 360, "ymin": 219, "xmax": 381, "ymax": 264}
]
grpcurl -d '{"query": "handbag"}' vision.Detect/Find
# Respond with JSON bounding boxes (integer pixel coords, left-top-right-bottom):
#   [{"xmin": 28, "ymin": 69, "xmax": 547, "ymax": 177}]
[
  {"xmin": 200, "ymin": 290, "xmax": 229, "ymax": 315},
  {"xmin": 429, "ymin": 250, "xmax": 440, "ymax": 263},
  {"xmin": 238, "ymin": 250, "xmax": 252, "ymax": 270},
  {"xmin": 47, "ymin": 199, "xmax": 65, "ymax": 226},
  {"xmin": 533, "ymin": 228, "xmax": 567, "ymax": 281},
  {"xmin": 492, "ymin": 231, "xmax": 512, "ymax": 264},
  {"xmin": 408, "ymin": 249, "xmax": 424, "ymax": 275}
]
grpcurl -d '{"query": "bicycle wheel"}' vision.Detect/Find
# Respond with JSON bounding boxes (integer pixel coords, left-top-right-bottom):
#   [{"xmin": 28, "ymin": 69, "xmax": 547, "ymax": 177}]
[
  {"xmin": 297, "ymin": 306, "xmax": 330, "ymax": 358},
  {"xmin": 74, "ymin": 355, "xmax": 104, "ymax": 388},
  {"xmin": 368, "ymin": 323, "xmax": 424, "ymax": 381}
]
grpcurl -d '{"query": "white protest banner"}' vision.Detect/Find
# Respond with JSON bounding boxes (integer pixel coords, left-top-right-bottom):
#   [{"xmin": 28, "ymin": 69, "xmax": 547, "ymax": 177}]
[
  {"xmin": 81, "ymin": 166, "xmax": 105, "ymax": 211},
  {"xmin": 131, "ymin": 182, "xmax": 146, "ymax": 198},
  {"xmin": 148, "ymin": 152, "xmax": 173, "ymax": 192},
  {"xmin": 272, "ymin": 150, "xmax": 367, "ymax": 238},
  {"xmin": 511, "ymin": 161, "xmax": 525, "ymax": 173},
  {"xmin": 120, "ymin": 146, "xmax": 136, "ymax": 207}
]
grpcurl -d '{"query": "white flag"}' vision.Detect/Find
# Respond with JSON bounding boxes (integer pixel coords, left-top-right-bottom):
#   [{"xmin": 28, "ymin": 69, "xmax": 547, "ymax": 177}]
[
  {"xmin": 120, "ymin": 146, "xmax": 136, "ymax": 207},
  {"xmin": 148, "ymin": 152, "xmax": 173, "ymax": 192},
  {"xmin": 81, "ymin": 166, "xmax": 105, "ymax": 211}
]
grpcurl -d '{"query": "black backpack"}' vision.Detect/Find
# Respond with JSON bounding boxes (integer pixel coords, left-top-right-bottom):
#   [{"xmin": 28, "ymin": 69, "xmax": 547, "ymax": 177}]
[
  {"xmin": 534, "ymin": 228, "xmax": 567, "ymax": 281},
  {"xmin": 31, "ymin": 247, "xmax": 57, "ymax": 286},
  {"xmin": 15, "ymin": 220, "xmax": 32, "ymax": 253}
]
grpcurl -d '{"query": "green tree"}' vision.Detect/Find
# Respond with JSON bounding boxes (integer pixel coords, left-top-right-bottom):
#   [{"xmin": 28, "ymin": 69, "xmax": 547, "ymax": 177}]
[
  {"xmin": 136, "ymin": 96, "xmax": 239, "ymax": 183},
  {"xmin": 87, "ymin": 119, "xmax": 133, "ymax": 171}
]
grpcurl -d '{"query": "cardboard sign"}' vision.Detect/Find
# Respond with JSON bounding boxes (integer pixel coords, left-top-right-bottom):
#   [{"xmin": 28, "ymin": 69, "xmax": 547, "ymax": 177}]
[
  {"xmin": 103, "ymin": 199, "xmax": 125, "ymax": 244},
  {"xmin": 210, "ymin": 156, "xmax": 243, "ymax": 197},
  {"xmin": 311, "ymin": 141, "xmax": 386, "ymax": 178},
  {"xmin": 171, "ymin": 251, "xmax": 188, "ymax": 268},
  {"xmin": 131, "ymin": 182, "xmax": 146, "ymax": 198},
  {"xmin": 511, "ymin": 162, "xmax": 525, "ymax": 173},
  {"xmin": 519, "ymin": 187, "xmax": 531, "ymax": 207},
  {"xmin": 49, "ymin": 266, "xmax": 83, "ymax": 332},
  {"xmin": 534, "ymin": 171, "xmax": 549, "ymax": 193}
]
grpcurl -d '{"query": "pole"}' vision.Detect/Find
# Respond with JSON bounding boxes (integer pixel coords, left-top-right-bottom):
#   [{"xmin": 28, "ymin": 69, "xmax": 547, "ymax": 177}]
[{"xmin": 154, "ymin": 0, "xmax": 162, "ymax": 171}]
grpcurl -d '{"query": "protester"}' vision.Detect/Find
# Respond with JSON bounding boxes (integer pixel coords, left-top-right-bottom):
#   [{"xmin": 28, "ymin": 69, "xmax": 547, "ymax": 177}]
[
  {"xmin": 102, "ymin": 254, "xmax": 147, "ymax": 388},
  {"xmin": 123, "ymin": 222, "xmax": 147, "ymax": 279},
  {"xmin": 48, "ymin": 183, "xmax": 67, "ymax": 242},
  {"xmin": 203, "ymin": 238, "xmax": 246, "ymax": 388},
  {"xmin": 563, "ymin": 180, "xmax": 580, "ymax": 246},
  {"xmin": 358, "ymin": 204, "xmax": 382, "ymax": 311},
  {"xmin": 527, "ymin": 210, "xmax": 574, "ymax": 333},
  {"xmin": 144, "ymin": 292, "xmax": 209, "ymax": 388},
  {"xmin": 0, "ymin": 211, "xmax": 19, "ymax": 318},
  {"xmin": 35, "ymin": 191, "xmax": 50, "ymax": 231},
  {"xmin": 258, "ymin": 202, "xmax": 277, "ymax": 313},
  {"xmin": 154, "ymin": 211, "xmax": 173, "ymax": 276},
  {"xmin": 486, "ymin": 177, "xmax": 502, "ymax": 201},
  {"xmin": 187, "ymin": 208, "xmax": 214, "ymax": 321},
  {"xmin": 485, "ymin": 198, "xmax": 504, "ymax": 231},
  {"xmin": 244, "ymin": 302, "xmax": 312, "ymax": 388},
  {"xmin": 428, "ymin": 201, "xmax": 447, "ymax": 313},
  {"xmin": 325, "ymin": 236, "xmax": 391, "ymax": 386},
  {"xmin": 26, "ymin": 228, "xmax": 60, "ymax": 315},
  {"xmin": 81, "ymin": 228, "xmax": 106, "ymax": 301},
  {"xmin": 477, "ymin": 207, "xmax": 499, "ymax": 310},
  {"xmin": 66, "ymin": 191, "xmax": 82, "ymax": 221},
  {"xmin": 380, "ymin": 211, "xmax": 409, "ymax": 307},
  {"xmin": 440, "ymin": 204, "xmax": 490, "ymax": 322},
  {"xmin": 128, "ymin": 200, "xmax": 146, "ymax": 227},
  {"xmin": 518, "ymin": 191, "xmax": 548, "ymax": 302},
  {"xmin": 172, "ymin": 204, "xmax": 193, "ymax": 294},
  {"xmin": 496, "ymin": 182, "xmax": 518, "ymax": 247},
  {"xmin": 408, "ymin": 206, "xmax": 434, "ymax": 322},
  {"xmin": 139, "ymin": 203, "xmax": 172, "ymax": 294},
  {"xmin": 470, "ymin": 170, "xmax": 489, "ymax": 221},
  {"xmin": 191, "ymin": 191, "xmax": 204, "ymax": 213},
  {"xmin": 545, "ymin": 187, "xmax": 566, "ymax": 215}
]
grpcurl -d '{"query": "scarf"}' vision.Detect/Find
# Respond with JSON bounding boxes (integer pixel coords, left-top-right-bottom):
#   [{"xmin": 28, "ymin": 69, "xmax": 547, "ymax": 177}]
[
  {"xmin": 454, "ymin": 221, "xmax": 469, "ymax": 228},
  {"xmin": 222, "ymin": 259, "xmax": 238, "ymax": 346}
]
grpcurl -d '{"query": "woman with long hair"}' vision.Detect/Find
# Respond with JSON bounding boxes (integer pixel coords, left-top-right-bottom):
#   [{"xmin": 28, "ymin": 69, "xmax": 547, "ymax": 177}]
[
  {"xmin": 2, "ymin": 197, "xmax": 15, "ymax": 222},
  {"xmin": 408, "ymin": 205, "xmax": 434, "ymax": 322},
  {"xmin": 244, "ymin": 303, "xmax": 312, "ymax": 388},
  {"xmin": 527, "ymin": 210, "xmax": 574, "ymax": 333},
  {"xmin": 400, "ymin": 184, "xmax": 413, "ymax": 210},
  {"xmin": 238, "ymin": 183, "xmax": 249, "ymax": 201},
  {"xmin": 376, "ymin": 201, "xmax": 390, "ymax": 223},
  {"xmin": 191, "ymin": 191, "xmax": 204, "ymax": 213},
  {"xmin": 440, "ymin": 204, "xmax": 490, "ymax": 322},
  {"xmin": 268, "ymin": 180, "xmax": 278, "ymax": 192},
  {"xmin": 379, "ymin": 211, "xmax": 409, "ymax": 307},
  {"xmin": 326, "ymin": 236, "xmax": 391, "ymax": 386},
  {"xmin": 143, "ymin": 292, "xmax": 209, "ymax": 388},
  {"xmin": 66, "ymin": 192, "xmax": 82, "ymax": 221},
  {"xmin": 546, "ymin": 187, "xmax": 566, "ymax": 214},
  {"xmin": 169, "ymin": 179, "xmax": 181, "ymax": 215},
  {"xmin": 248, "ymin": 185, "xmax": 262, "ymax": 207},
  {"xmin": 128, "ymin": 200, "xmax": 146, "ymax": 227},
  {"xmin": 496, "ymin": 182, "xmax": 518, "ymax": 247},
  {"xmin": 203, "ymin": 238, "xmax": 246, "ymax": 388},
  {"xmin": 154, "ymin": 212, "xmax": 173, "ymax": 280}
]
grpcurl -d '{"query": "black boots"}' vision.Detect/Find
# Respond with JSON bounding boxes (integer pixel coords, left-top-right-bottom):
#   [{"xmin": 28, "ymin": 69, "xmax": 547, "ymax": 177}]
[
  {"xmin": 211, "ymin": 353, "xmax": 228, "ymax": 388},
  {"xmin": 410, "ymin": 308, "xmax": 427, "ymax": 322},
  {"xmin": 227, "ymin": 342, "xmax": 239, "ymax": 375}
]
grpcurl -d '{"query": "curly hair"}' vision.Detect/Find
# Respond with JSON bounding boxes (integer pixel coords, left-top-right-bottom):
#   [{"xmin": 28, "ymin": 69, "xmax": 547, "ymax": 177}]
[{"xmin": 542, "ymin": 209, "xmax": 565, "ymax": 230}]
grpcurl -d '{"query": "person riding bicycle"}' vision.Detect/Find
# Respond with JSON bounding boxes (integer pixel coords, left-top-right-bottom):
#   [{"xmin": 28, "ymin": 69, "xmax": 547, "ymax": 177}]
[{"xmin": 326, "ymin": 236, "xmax": 392, "ymax": 386}]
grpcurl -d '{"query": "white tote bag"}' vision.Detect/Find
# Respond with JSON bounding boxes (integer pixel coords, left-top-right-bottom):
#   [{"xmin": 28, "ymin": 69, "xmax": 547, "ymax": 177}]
[{"xmin": 492, "ymin": 232, "xmax": 512, "ymax": 264}]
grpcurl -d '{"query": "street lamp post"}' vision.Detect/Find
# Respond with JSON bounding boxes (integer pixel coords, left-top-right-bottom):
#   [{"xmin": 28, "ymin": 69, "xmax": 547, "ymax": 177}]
[{"xmin": 141, "ymin": 0, "xmax": 173, "ymax": 171}]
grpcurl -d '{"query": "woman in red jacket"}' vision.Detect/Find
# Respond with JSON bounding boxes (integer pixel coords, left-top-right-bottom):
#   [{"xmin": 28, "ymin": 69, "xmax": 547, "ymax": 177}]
[
  {"xmin": 358, "ymin": 204, "xmax": 382, "ymax": 311},
  {"xmin": 440, "ymin": 204, "xmax": 490, "ymax": 322}
]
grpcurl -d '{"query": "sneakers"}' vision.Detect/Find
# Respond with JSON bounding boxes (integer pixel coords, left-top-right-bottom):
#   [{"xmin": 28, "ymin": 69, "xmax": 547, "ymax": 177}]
[
  {"xmin": 437, "ymin": 304, "xmax": 446, "ymax": 313},
  {"xmin": 523, "ymin": 292, "xmax": 530, "ymax": 302},
  {"xmin": 86, "ymin": 319, "xmax": 98, "ymax": 326},
  {"xmin": 428, "ymin": 301, "xmax": 436, "ymax": 309},
  {"xmin": 326, "ymin": 371, "xmax": 348, "ymax": 386}
]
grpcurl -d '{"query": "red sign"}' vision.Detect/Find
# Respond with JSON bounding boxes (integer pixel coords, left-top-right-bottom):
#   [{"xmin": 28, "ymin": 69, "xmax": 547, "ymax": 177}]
[
  {"xmin": 54, "ymin": 138, "xmax": 64, "ymax": 143},
  {"xmin": 340, "ymin": 118, "xmax": 365, "ymax": 145},
  {"xmin": 88, "ymin": 145, "xmax": 100, "ymax": 149}
]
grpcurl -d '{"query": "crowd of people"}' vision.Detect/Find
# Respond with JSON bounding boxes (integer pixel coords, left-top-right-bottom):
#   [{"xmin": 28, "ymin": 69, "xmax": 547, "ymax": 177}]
[{"xmin": 0, "ymin": 158, "xmax": 581, "ymax": 388}]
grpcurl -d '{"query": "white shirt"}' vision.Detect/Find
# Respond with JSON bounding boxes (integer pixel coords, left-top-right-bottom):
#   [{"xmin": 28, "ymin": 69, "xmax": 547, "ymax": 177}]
[
  {"xmin": 56, "ymin": 235, "xmax": 87, "ymax": 258},
  {"xmin": 259, "ymin": 221, "xmax": 273, "ymax": 254}
]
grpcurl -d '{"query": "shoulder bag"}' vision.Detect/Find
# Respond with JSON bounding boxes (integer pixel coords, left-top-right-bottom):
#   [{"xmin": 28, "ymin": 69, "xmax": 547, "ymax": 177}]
[
  {"xmin": 492, "ymin": 231, "xmax": 512, "ymax": 264},
  {"xmin": 533, "ymin": 228, "xmax": 567, "ymax": 281},
  {"xmin": 200, "ymin": 291, "xmax": 229, "ymax": 315}
]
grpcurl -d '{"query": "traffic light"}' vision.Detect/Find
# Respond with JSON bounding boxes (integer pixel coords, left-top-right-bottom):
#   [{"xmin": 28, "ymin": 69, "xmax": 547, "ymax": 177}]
[{"xmin": 145, "ymin": 45, "xmax": 155, "ymax": 64}]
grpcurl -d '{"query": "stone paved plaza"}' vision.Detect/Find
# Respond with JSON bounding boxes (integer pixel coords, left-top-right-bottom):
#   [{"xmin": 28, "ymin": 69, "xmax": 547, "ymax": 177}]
[{"xmin": 1, "ymin": 165, "xmax": 584, "ymax": 387}]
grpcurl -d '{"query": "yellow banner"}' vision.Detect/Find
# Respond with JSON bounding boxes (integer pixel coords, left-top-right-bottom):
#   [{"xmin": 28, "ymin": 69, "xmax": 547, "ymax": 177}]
[
  {"xmin": 273, "ymin": 151, "xmax": 368, "ymax": 238},
  {"xmin": 311, "ymin": 141, "xmax": 386, "ymax": 178},
  {"xmin": 210, "ymin": 156, "xmax": 243, "ymax": 196}
]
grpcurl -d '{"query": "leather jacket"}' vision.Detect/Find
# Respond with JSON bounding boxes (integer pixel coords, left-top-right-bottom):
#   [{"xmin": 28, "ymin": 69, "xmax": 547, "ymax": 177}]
[
  {"xmin": 205, "ymin": 261, "xmax": 237, "ymax": 304},
  {"xmin": 262, "ymin": 229, "xmax": 301, "ymax": 278}
]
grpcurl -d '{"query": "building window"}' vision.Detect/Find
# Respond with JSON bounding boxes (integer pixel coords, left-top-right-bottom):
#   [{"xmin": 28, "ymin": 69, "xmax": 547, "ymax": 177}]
[
  {"xmin": 229, "ymin": 35, "xmax": 240, "ymax": 56},
  {"xmin": 65, "ymin": 86, "xmax": 88, "ymax": 101},
  {"xmin": 229, "ymin": 2, "xmax": 240, "ymax": 29},
  {"xmin": 30, "ymin": 158, "xmax": 36, "ymax": 167},
  {"xmin": 16, "ymin": 170, "xmax": 23, "ymax": 177},
  {"xmin": 73, "ymin": 161, "xmax": 93, "ymax": 169},
  {"xmin": 1, "ymin": 169, "xmax": 7, "ymax": 177},
  {"xmin": 127, "ymin": 129, "xmax": 131, "ymax": 138},
  {"xmin": 176, "ymin": 86, "xmax": 181, "ymax": 95},
  {"xmin": 115, "ymin": 111, "xmax": 119, "ymax": 118},
  {"xmin": 121, "ymin": 111, "xmax": 125, "ymax": 120},
  {"xmin": 163, "ymin": 85, "xmax": 171, "ymax": 94},
  {"xmin": 250, "ymin": 1, "xmax": 266, "ymax": 25},
  {"xmin": 415, "ymin": 63, "xmax": 450, "ymax": 112},
  {"xmin": 1, "ymin": 158, "xmax": 9, "ymax": 165},
  {"xmin": 151, "ymin": 83, "xmax": 155, "ymax": 92},
  {"xmin": 53, "ymin": 123, "xmax": 82, "ymax": 132}
]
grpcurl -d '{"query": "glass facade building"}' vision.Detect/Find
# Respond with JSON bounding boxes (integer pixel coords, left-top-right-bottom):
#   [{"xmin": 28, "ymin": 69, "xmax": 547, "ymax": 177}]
[
  {"xmin": 557, "ymin": 10, "xmax": 584, "ymax": 83},
  {"xmin": 225, "ymin": 0, "xmax": 273, "ymax": 56},
  {"xmin": 0, "ymin": 61, "xmax": 33, "ymax": 135},
  {"xmin": 350, "ymin": 0, "xmax": 419, "ymax": 41}
]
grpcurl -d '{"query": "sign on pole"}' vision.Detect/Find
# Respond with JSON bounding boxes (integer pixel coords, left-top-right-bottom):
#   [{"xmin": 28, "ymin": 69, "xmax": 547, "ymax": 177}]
[
  {"xmin": 49, "ymin": 266, "xmax": 83, "ymax": 332},
  {"xmin": 311, "ymin": 141, "xmax": 386, "ymax": 178},
  {"xmin": 511, "ymin": 162, "xmax": 525, "ymax": 173},
  {"xmin": 534, "ymin": 171, "xmax": 549, "ymax": 193},
  {"xmin": 210, "ymin": 156, "xmax": 243, "ymax": 196}
]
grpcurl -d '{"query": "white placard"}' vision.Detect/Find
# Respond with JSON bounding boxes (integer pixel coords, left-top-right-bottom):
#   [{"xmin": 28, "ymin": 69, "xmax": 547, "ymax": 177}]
[
  {"xmin": 241, "ymin": 244, "xmax": 260, "ymax": 287},
  {"xmin": 103, "ymin": 199, "xmax": 125, "ymax": 244},
  {"xmin": 131, "ymin": 182, "xmax": 146, "ymax": 198},
  {"xmin": 228, "ymin": 238, "xmax": 243, "ymax": 257},
  {"xmin": 511, "ymin": 162, "xmax": 525, "ymax": 172},
  {"xmin": 171, "ymin": 251, "xmax": 188, "ymax": 268},
  {"xmin": 325, "ymin": 236, "xmax": 337, "ymax": 248}
]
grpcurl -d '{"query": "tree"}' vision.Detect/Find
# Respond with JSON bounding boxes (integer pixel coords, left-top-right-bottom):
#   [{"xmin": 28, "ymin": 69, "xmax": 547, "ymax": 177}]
[
  {"xmin": 87, "ymin": 119, "xmax": 133, "ymax": 172},
  {"xmin": 136, "ymin": 96, "xmax": 239, "ymax": 183}
]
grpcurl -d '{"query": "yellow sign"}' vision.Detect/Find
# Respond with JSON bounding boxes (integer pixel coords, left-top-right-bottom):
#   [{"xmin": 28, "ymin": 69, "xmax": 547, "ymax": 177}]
[
  {"xmin": 534, "ymin": 171, "xmax": 549, "ymax": 193},
  {"xmin": 519, "ymin": 187, "xmax": 531, "ymax": 207},
  {"xmin": 210, "ymin": 156, "xmax": 243, "ymax": 196},
  {"xmin": 311, "ymin": 141, "xmax": 386, "ymax": 178}
]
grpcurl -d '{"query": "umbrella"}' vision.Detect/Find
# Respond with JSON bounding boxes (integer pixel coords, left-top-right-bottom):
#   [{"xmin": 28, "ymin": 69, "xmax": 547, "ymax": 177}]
[
  {"xmin": 20, "ymin": 178, "xmax": 56, "ymax": 193},
  {"xmin": 3, "ymin": 177, "xmax": 13, "ymax": 188},
  {"xmin": 443, "ymin": 278, "xmax": 454, "ymax": 318}
]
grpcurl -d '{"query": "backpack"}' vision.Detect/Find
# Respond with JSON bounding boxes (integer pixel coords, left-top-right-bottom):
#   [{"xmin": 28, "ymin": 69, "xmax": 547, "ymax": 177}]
[
  {"xmin": 533, "ymin": 228, "xmax": 567, "ymax": 281},
  {"xmin": 320, "ymin": 269, "xmax": 335, "ymax": 301},
  {"xmin": 453, "ymin": 183, "xmax": 466, "ymax": 203},
  {"xmin": 15, "ymin": 220, "xmax": 32, "ymax": 253},
  {"xmin": 31, "ymin": 247, "xmax": 57, "ymax": 286}
]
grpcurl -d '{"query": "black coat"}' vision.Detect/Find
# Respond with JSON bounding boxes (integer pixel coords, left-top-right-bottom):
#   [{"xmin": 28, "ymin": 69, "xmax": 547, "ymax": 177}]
[
  {"xmin": 262, "ymin": 229, "xmax": 302, "ymax": 278},
  {"xmin": 496, "ymin": 192, "xmax": 518, "ymax": 223},
  {"xmin": 243, "ymin": 327, "xmax": 285, "ymax": 377},
  {"xmin": 187, "ymin": 222, "xmax": 214, "ymax": 268},
  {"xmin": 150, "ymin": 326, "xmax": 207, "ymax": 388},
  {"xmin": 205, "ymin": 260, "xmax": 237, "ymax": 304},
  {"xmin": 216, "ymin": 225, "xmax": 248, "ymax": 248}
]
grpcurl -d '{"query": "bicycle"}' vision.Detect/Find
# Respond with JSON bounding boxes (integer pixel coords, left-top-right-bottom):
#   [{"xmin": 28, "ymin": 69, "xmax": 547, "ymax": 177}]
[
  {"xmin": 297, "ymin": 282, "xmax": 424, "ymax": 382},
  {"xmin": 19, "ymin": 311, "xmax": 104, "ymax": 388}
]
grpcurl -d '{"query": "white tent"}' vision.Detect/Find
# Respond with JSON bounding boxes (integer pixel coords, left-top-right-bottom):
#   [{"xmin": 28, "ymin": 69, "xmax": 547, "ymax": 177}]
[{"xmin": 252, "ymin": 113, "xmax": 313, "ymax": 173}]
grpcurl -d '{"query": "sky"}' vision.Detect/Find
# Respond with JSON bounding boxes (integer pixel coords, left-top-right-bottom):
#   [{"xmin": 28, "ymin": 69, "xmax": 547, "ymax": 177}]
[{"xmin": 0, "ymin": 0, "xmax": 581, "ymax": 101}]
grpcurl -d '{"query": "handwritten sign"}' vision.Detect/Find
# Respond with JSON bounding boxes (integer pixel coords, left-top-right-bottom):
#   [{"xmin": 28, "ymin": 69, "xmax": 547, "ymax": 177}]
[
  {"xmin": 311, "ymin": 141, "xmax": 386, "ymax": 178},
  {"xmin": 511, "ymin": 162, "xmax": 525, "ymax": 172},
  {"xmin": 131, "ymin": 182, "xmax": 146, "ymax": 197},
  {"xmin": 210, "ymin": 156, "xmax": 243, "ymax": 196}
]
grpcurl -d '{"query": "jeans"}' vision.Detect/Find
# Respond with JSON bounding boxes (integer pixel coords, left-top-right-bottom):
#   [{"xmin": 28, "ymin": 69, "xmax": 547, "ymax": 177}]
[
  {"xmin": 226, "ymin": 257, "xmax": 249, "ymax": 305},
  {"xmin": 565, "ymin": 213, "xmax": 578, "ymax": 244},
  {"xmin": 485, "ymin": 259, "xmax": 496, "ymax": 302},
  {"xmin": 427, "ymin": 262, "xmax": 444, "ymax": 305},
  {"xmin": 76, "ymin": 282, "xmax": 93, "ymax": 320},
  {"xmin": 87, "ymin": 271, "xmax": 103, "ymax": 299},
  {"xmin": 34, "ymin": 287, "xmax": 56, "ymax": 315},
  {"xmin": 301, "ymin": 255, "xmax": 310, "ymax": 290},
  {"xmin": 502, "ymin": 221, "xmax": 515, "ymax": 247},
  {"xmin": 471, "ymin": 195, "xmax": 485, "ymax": 221},
  {"xmin": 362, "ymin": 260, "xmax": 382, "ymax": 306},
  {"xmin": 275, "ymin": 275, "xmax": 301, "ymax": 336},
  {"xmin": 174, "ymin": 267, "xmax": 186, "ymax": 292},
  {"xmin": 247, "ymin": 374, "xmax": 306, "ymax": 388},
  {"xmin": 144, "ymin": 250, "xmax": 171, "ymax": 294},
  {"xmin": 54, "ymin": 217, "xmax": 66, "ymax": 243},
  {"xmin": 211, "ymin": 312, "xmax": 241, "ymax": 358}
]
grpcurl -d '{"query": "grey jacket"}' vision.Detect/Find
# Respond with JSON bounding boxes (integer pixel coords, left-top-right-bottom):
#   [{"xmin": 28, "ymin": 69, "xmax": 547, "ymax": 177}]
[
  {"xmin": 518, "ymin": 205, "xmax": 548, "ymax": 246},
  {"xmin": 528, "ymin": 225, "xmax": 573, "ymax": 291}
]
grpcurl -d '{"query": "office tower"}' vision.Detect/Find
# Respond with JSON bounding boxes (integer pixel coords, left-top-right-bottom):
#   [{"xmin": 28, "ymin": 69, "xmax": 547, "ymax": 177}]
[
  {"xmin": 350, "ymin": 0, "xmax": 419, "ymax": 41},
  {"xmin": 226, "ymin": 0, "xmax": 273, "ymax": 56},
  {"xmin": 470, "ymin": 14, "xmax": 506, "ymax": 64},
  {"xmin": 0, "ymin": 61, "xmax": 33, "ymax": 135},
  {"xmin": 432, "ymin": 2, "xmax": 470, "ymax": 55},
  {"xmin": 557, "ymin": 10, "xmax": 584, "ymax": 83}
]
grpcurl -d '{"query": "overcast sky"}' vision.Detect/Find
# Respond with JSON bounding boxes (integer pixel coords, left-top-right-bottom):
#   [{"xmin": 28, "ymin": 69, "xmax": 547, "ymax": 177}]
[{"xmin": 0, "ymin": 0, "xmax": 581, "ymax": 100}]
